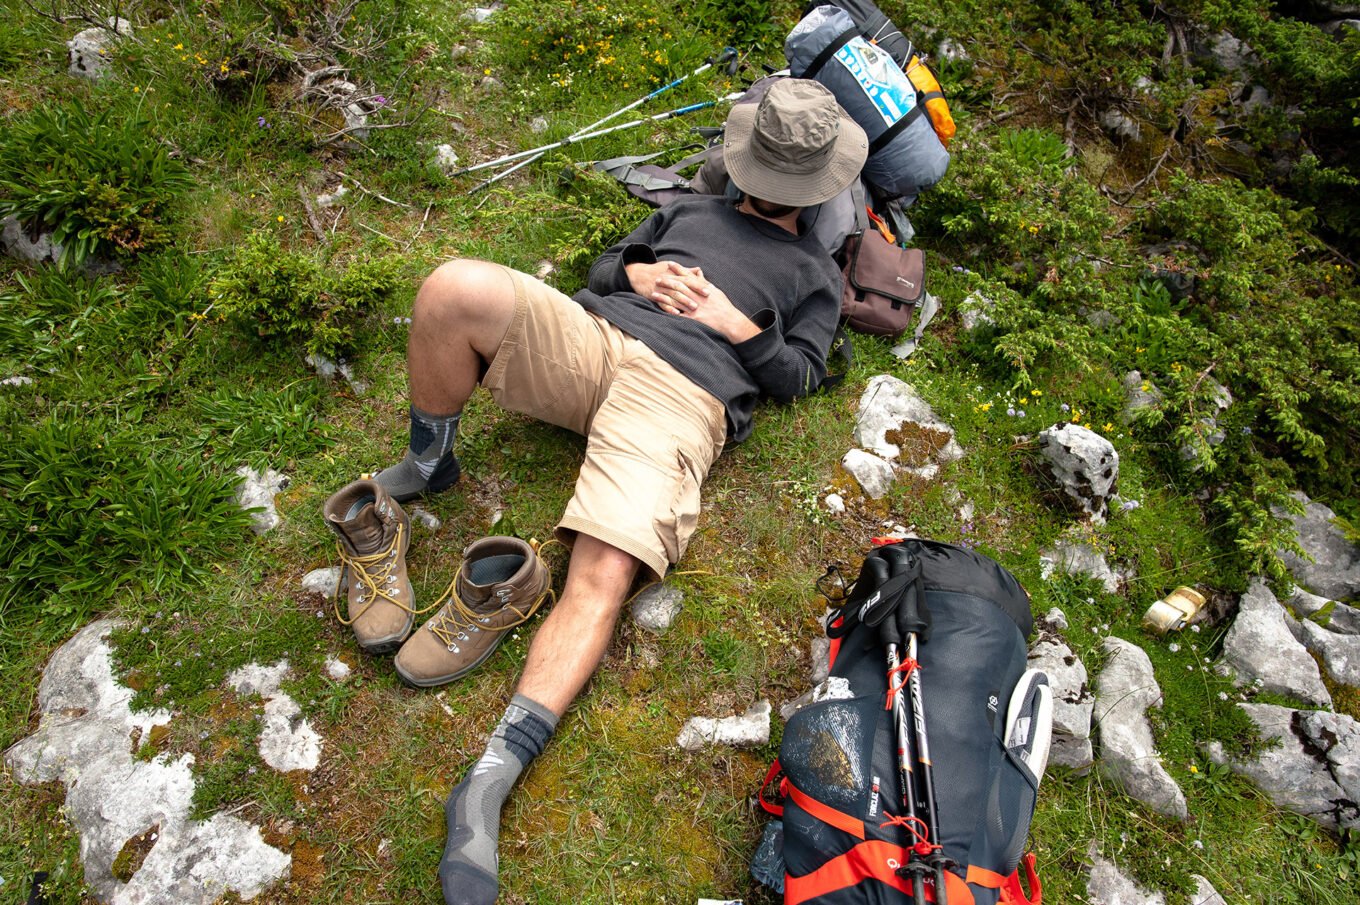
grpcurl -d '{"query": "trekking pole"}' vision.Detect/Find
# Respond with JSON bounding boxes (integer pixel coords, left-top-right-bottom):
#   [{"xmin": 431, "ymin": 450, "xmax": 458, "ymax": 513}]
[
  {"xmin": 906, "ymin": 630, "xmax": 951, "ymax": 905},
  {"xmin": 449, "ymin": 94, "xmax": 745, "ymax": 179},
  {"xmin": 468, "ymin": 48, "xmax": 738, "ymax": 193},
  {"xmin": 886, "ymin": 642, "xmax": 930, "ymax": 905}
]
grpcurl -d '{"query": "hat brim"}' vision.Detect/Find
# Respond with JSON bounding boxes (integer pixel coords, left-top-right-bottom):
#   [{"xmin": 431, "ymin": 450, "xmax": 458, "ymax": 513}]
[{"xmin": 724, "ymin": 102, "xmax": 868, "ymax": 208}]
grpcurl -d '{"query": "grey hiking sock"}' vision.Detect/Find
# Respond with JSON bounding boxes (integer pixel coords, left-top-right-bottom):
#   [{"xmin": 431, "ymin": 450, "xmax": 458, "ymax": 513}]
[
  {"xmin": 439, "ymin": 694, "xmax": 558, "ymax": 905},
  {"xmin": 374, "ymin": 406, "xmax": 461, "ymax": 501}
]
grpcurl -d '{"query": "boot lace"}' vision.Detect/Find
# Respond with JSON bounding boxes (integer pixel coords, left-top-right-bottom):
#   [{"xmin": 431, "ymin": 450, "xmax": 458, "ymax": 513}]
[
  {"xmin": 426, "ymin": 540, "xmax": 557, "ymax": 650},
  {"xmin": 332, "ymin": 524, "xmax": 437, "ymax": 625}
]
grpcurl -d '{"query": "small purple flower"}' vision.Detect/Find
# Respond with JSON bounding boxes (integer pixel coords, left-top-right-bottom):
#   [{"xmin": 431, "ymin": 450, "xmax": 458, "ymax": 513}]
[
  {"xmin": 373, "ymin": 95, "xmax": 388, "ymax": 107},
  {"xmin": 1241, "ymin": 426, "xmax": 1252, "ymax": 435},
  {"xmin": 1060, "ymin": 403, "xmax": 1070, "ymax": 412},
  {"xmin": 257, "ymin": 116, "xmax": 269, "ymax": 128},
  {"xmin": 1006, "ymin": 407, "xmax": 1016, "ymax": 416},
  {"xmin": 1017, "ymin": 409, "xmax": 1026, "ymax": 418}
]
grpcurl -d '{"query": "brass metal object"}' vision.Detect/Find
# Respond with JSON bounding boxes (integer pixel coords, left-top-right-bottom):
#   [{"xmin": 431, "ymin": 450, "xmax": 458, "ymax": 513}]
[{"xmin": 1142, "ymin": 587, "xmax": 1206, "ymax": 635}]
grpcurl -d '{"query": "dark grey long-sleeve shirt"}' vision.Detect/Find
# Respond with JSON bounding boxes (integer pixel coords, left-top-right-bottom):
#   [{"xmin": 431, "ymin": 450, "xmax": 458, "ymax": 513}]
[{"xmin": 574, "ymin": 195, "xmax": 841, "ymax": 442}]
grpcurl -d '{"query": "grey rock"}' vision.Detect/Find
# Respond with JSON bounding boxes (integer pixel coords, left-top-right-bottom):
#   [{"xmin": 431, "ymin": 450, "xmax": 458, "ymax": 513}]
[
  {"xmin": 1219, "ymin": 579, "xmax": 1331, "ymax": 706},
  {"xmin": 2, "ymin": 374, "xmax": 34, "ymax": 387},
  {"xmin": 1191, "ymin": 876, "xmax": 1227, "ymax": 905},
  {"xmin": 433, "ymin": 143, "xmax": 460, "ymax": 175},
  {"xmin": 1209, "ymin": 31, "xmax": 1257, "ymax": 75},
  {"xmin": 530, "ymin": 116, "xmax": 549, "ymax": 134},
  {"xmin": 1290, "ymin": 615, "xmax": 1360, "ymax": 688},
  {"xmin": 854, "ymin": 375, "xmax": 964, "ymax": 466},
  {"xmin": 1082, "ymin": 307, "xmax": 1121, "ymax": 328},
  {"xmin": 305, "ymin": 352, "xmax": 368, "ymax": 394},
  {"xmin": 316, "ymin": 185, "xmax": 349, "ymax": 208},
  {"xmin": 67, "ymin": 18, "xmax": 132, "ymax": 80},
  {"xmin": 631, "ymin": 584, "xmax": 683, "ymax": 634},
  {"xmin": 1120, "ymin": 371, "xmax": 1163, "ymax": 425},
  {"xmin": 235, "ymin": 466, "xmax": 289, "ymax": 534},
  {"xmin": 410, "ymin": 507, "xmax": 442, "ymax": 531},
  {"xmin": 2, "ymin": 215, "xmax": 62, "ymax": 264},
  {"xmin": 810, "ymin": 637, "xmax": 831, "ymax": 684},
  {"xmin": 676, "ymin": 701, "xmax": 771, "ymax": 750},
  {"xmin": 4, "ymin": 621, "xmax": 290, "ymax": 902},
  {"xmin": 1207, "ymin": 703, "xmax": 1360, "ymax": 832},
  {"xmin": 1100, "ymin": 108, "xmax": 1142, "ymax": 142},
  {"xmin": 325, "ymin": 656, "xmax": 352, "ymax": 681},
  {"xmin": 1241, "ymin": 84, "xmax": 1273, "ymax": 115},
  {"xmin": 1086, "ymin": 847, "xmax": 1165, "ymax": 905},
  {"xmin": 1038, "ymin": 424, "xmax": 1119, "ymax": 523},
  {"xmin": 1322, "ymin": 19, "xmax": 1360, "ymax": 34},
  {"xmin": 450, "ymin": 44, "xmax": 471, "ymax": 61},
  {"xmin": 462, "ymin": 4, "xmax": 501, "ymax": 22},
  {"xmin": 227, "ymin": 661, "xmax": 322, "ymax": 773},
  {"xmin": 1040, "ymin": 540, "xmax": 1121, "ymax": 594},
  {"xmin": 1093, "ymin": 637, "xmax": 1188, "ymax": 819},
  {"xmin": 823, "ymin": 492, "xmax": 846, "ymax": 514},
  {"xmin": 480, "ymin": 76, "xmax": 505, "ymax": 93},
  {"xmin": 935, "ymin": 38, "xmax": 969, "ymax": 63},
  {"xmin": 301, "ymin": 566, "xmax": 341, "ymax": 596},
  {"xmin": 841, "ymin": 449, "xmax": 896, "ymax": 500},
  {"xmin": 1288, "ymin": 585, "xmax": 1360, "ymax": 634},
  {"xmin": 1043, "ymin": 607, "xmax": 1069, "ymax": 632},
  {"xmin": 1028, "ymin": 632, "xmax": 1094, "ymax": 770},
  {"xmin": 958, "ymin": 291, "xmax": 996, "ymax": 331},
  {"xmin": 1276, "ymin": 492, "xmax": 1360, "ymax": 601},
  {"xmin": 781, "ymin": 676, "xmax": 852, "ymax": 720}
]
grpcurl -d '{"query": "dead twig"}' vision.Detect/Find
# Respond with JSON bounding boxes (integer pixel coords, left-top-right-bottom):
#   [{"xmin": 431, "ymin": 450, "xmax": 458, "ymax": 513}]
[
  {"xmin": 336, "ymin": 171, "xmax": 412, "ymax": 208},
  {"xmin": 298, "ymin": 182, "xmax": 328, "ymax": 244}
]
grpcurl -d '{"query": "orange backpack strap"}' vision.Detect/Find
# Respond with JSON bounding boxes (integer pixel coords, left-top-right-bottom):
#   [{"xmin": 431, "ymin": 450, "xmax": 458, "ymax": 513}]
[
  {"xmin": 759, "ymin": 759, "xmax": 785, "ymax": 817},
  {"xmin": 785, "ymin": 839, "xmax": 976, "ymax": 905},
  {"xmin": 786, "ymin": 781, "xmax": 866, "ymax": 840},
  {"xmin": 998, "ymin": 853, "xmax": 1043, "ymax": 905}
]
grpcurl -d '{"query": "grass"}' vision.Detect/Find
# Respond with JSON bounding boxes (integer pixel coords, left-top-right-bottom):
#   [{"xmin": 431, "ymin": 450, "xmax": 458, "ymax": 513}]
[{"xmin": 1, "ymin": 1, "xmax": 1358, "ymax": 903}]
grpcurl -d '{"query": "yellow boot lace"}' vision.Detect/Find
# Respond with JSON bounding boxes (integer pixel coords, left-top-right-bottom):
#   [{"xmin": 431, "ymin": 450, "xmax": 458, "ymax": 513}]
[
  {"xmin": 426, "ymin": 539, "xmax": 558, "ymax": 649},
  {"xmin": 332, "ymin": 524, "xmax": 439, "ymax": 625}
]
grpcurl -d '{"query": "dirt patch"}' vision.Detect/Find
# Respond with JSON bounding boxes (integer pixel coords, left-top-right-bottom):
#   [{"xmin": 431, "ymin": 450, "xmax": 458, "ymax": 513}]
[
  {"xmin": 884, "ymin": 422, "xmax": 954, "ymax": 467},
  {"xmin": 111, "ymin": 824, "xmax": 159, "ymax": 882}
]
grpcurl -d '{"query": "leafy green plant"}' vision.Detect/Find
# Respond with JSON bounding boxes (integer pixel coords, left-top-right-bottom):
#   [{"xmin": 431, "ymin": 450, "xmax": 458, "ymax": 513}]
[
  {"xmin": 207, "ymin": 233, "xmax": 402, "ymax": 359},
  {"xmin": 0, "ymin": 410, "xmax": 255, "ymax": 621},
  {"xmin": 0, "ymin": 99, "xmax": 191, "ymax": 266}
]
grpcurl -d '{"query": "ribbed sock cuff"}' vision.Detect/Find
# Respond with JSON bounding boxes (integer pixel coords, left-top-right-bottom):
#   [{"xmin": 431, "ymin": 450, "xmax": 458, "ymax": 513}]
[{"xmin": 495, "ymin": 694, "xmax": 558, "ymax": 764}]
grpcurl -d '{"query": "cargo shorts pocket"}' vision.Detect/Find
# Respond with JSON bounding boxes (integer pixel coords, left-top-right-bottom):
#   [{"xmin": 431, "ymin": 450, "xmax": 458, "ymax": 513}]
[{"xmin": 653, "ymin": 439, "xmax": 705, "ymax": 566}]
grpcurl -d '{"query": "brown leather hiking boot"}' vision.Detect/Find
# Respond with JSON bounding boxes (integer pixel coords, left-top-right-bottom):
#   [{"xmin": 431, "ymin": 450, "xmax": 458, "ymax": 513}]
[
  {"xmin": 324, "ymin": 479, "xmax": 419, "ymax": 654},
  {"xmin": 394, "ymin": 537, "xmax": 552, "ymax": 688}
]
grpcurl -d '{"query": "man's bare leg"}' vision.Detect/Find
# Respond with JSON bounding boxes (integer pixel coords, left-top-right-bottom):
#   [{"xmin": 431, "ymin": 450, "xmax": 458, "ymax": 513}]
[
  {"xmin": 377, "ymin": 259, "xmax": 518, "ymax": 500},
  {"xmin": 439, "ymin": 535, "xmax": 640, "ymax": 905}
]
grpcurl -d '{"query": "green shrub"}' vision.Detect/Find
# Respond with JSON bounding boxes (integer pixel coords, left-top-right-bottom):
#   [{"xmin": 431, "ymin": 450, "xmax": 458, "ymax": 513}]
[
  {"xmin": 207, "ymin": 233, "xmax": 402, "ymax": 359},
  {"xmin": 0, "ymin": 411, "xmax": 255, "ymax": 621},
  {"xmin": 0, "ymin": 100, "xmax": 191, "ymax": 267}
]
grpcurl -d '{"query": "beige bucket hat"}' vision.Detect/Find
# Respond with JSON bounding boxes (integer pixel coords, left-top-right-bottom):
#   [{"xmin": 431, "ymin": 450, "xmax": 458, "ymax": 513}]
[{"xmin": 724, "ymin": 78, "xmax": 868, "ymax": 207}]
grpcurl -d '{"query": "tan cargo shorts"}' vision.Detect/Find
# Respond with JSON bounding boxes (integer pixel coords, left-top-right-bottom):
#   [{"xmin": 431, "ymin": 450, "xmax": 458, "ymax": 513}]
[{"xmin": 480, "ymin": 266, "xmax": 727, "ymax": 580}]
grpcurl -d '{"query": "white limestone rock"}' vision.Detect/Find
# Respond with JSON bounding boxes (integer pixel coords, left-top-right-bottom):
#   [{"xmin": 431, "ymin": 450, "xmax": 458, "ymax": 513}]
[
  {"xmin": 1093, "ymin": 637, "xmax": 1188, "ymax": 820},
  {"xmin": 434, "ymin": 143, "xmax": 460, "ymax": 175},
  {"xmin": 1288, "ymin": 584, "xmax": 1360, "ymax": 635},
  {"xmin": 2, "ymin": 215, "xmax": 62, "ymax": 265},
  {"xmin": 67, "ymin": 18, "xmax": 133, "ymax": 80},
  {"xmin": 1219, "ymin": 579, "xmax": 1331, "ymax": 706},
  {"xmin": 823, "ymin": 492, "xmax": 846, "ymax": 514},
  {"xmin": 1028, "ymin": 630, "xmax": 1094, "ymax": 771},
  {"xmin": 1037, "ymin": 423, "xmax": 1119, "ymax": 523},
  {"xmin": 301, "ymin": 566, "xmax": 341, "ymax": 596},
  {"xmin": 631, "ymin": 584, "xmax": 683, "ymax": 634},
  {"xmin": 1276, "ymin": 492, "xmax": 1360, "ymax": 601},
  {"xmin": 235, "ymin": 466, "xmax": 289, "ymax": 535},
  {"xmin": 677, "ymin": 701, "xmax": 771, "ymax": 750},
  {"xmin": 1040, "ymin": 541, "xmax": 1121, "ymax": 594},
  {"xmin": 227, "ymin": 661, "xmax": 322, "ymax": 773},
  {"xmin": 841, "ymin": 449, "xmax": 896, "ymax": 500},
  {"xmin": 1086, "ymin": 847, "xmax": 1165, "ymax": 905},
  {"xmin": 1289, "ymin": 614, "xmax": 1360, "ymax": 689},
  {"xmin": 4, "ymin": 621, "xmax": 290, "ymax": 903},
  {"xmin": 854, "ymin": 375, "xmax": 964, "ymax": 466},
  {"xmin": 1120, "ymin": 370, "xmax": 1163, "ymax": 425},
  {"xmin": 1206, "ymin": 703, "xmax": 1360, "ymax": 832},
  {"xmin": 958, "ymin": 291, "xmax": 996, "ymax": 331},
  {"xmin": 1100, "ymin": 108, "xmax": 1142, "ymax": 142},
  {"xmin": 325, "ymin": 656, "xmax": 352, "ymax": 681}
]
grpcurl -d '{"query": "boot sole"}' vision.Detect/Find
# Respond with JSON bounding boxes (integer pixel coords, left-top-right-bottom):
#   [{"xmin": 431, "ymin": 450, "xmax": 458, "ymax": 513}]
[
  {"xmin": 351, "ymin": 579, "xmax": 416, "ymax": 656},
  {"xmin": 394, "ymin": 632, "xmax": 509, "ymax": 688}
]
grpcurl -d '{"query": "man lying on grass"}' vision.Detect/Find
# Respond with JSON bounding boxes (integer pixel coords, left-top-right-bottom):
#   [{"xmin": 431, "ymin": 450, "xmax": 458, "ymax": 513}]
[{"xmin": 322, "ymin": 79, "xmax": 867, "ymax": 905}]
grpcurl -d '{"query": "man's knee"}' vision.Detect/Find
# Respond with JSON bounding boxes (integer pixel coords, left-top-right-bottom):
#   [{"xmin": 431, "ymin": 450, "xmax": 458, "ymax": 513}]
[{"xmin": 413, "ymin": 259, "xmax": 515, "ymax": 331}]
